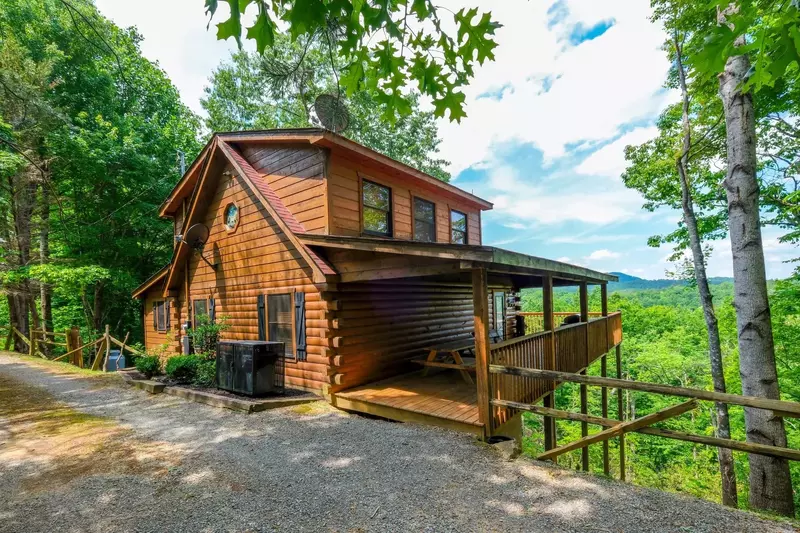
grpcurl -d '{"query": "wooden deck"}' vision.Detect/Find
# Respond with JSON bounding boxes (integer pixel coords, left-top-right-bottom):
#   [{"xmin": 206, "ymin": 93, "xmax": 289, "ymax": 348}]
[{"xmin": 332, "ymin": 370, "xmax": 482, "ymax": 436}]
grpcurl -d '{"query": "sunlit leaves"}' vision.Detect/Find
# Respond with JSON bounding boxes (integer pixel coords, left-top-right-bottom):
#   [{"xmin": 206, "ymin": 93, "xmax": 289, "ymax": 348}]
[{"xmin": 204, "ymin": 0, "xmax": 501, "ymax": 122}]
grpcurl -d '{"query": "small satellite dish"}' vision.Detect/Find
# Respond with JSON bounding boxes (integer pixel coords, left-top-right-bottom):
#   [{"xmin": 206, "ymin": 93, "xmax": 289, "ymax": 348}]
[
  {"xmin": 183, "ymin": 223, "xmax": 217, "ymax": 270},
  {"xmin": 184, "ymin": 224, "xmax": 210, "ymax": 251},
  {"xmin": 314, "ymin": 94, "xmax": 350, "ymax": 133}
]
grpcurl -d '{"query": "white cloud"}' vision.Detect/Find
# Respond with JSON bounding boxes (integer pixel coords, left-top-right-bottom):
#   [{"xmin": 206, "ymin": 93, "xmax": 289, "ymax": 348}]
[
  {"xmin": 436, "ymin": 0, "xmax": 674, "ymax": 174},
  {"xmin": 549, "ymin": 233, "xmax": 636, "ymax": 244},
  {"xmin": 586, "ymin": 249, "xmax": 621, "ymax": 260},
  {"xmin": 575, "ymin": 127, "xmax": 659, "ymax": 177},
  {"xmin": 95, "ymin": 0, "xmax": 251, "ymax": 117},
  {"xmin": 556, "ymin": 256, "xmax": 572, "ymax": 263}
]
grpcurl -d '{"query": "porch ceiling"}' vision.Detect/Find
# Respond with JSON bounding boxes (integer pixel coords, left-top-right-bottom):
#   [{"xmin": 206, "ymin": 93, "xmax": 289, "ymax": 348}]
[{"xmin": 298, "ymin": 234, "xmax": 618, "ymax": 285}]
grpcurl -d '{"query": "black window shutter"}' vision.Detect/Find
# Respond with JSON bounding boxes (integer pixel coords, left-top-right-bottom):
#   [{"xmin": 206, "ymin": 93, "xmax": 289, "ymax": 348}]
[
  {"xmin": 295, "ymin": 291, "xmax": 306, "ymax": 361},
  {"xmin": 152, "ymin": 302, "xmax": 157, "ymax": 329},
  {"xmin": 165, "ymin": 301, "xmax": 171, "ymax": 331},
  {"xmin": 209, "ymin": 298, "xmax": 216, "ymax": 323},
  {"xmin": 257, "ymin": 295, "xmax": 266, "ymax": 341}
]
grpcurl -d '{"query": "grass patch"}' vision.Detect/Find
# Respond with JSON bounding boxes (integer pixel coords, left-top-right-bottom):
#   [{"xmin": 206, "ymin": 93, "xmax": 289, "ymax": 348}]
[{"xmin": 289, "ymin": 401, "xmax": 337, "ymax": 416}]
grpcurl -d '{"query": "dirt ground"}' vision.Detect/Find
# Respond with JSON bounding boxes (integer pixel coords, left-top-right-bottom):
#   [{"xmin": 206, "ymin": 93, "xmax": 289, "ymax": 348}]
[{"xmin": 0, "ymin": 353, "xmax": 795, "ymax": 533}]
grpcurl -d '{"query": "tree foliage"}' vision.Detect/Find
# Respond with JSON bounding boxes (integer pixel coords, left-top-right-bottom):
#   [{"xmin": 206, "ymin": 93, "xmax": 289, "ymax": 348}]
[
  {"xmin": 202, "ymin": 41, "xmax": 450, "ymax": 181},
  {"xmin": 203, "ymin": 0, "xmax": 501, "ymax": 122}
]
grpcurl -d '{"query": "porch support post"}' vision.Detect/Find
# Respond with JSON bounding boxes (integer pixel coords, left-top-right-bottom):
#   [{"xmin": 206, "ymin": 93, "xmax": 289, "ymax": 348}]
[
  {"xmin": 579, "ymin": 281, "xmax": 590, "ymax": 472},
  {"xmin": 472, "ymin": 267, "xmax": 492, "ymax": 438},
  {"xmin": 600, "ymin": 283, "xmax": 609, "ymax": 475},
  {"xmin": 616, "ymin": 343, "xmax": 626, "ymax": 481},
  {"xmin": 543, "ymin": 274, "xmax": 556, "ymax": 452}
]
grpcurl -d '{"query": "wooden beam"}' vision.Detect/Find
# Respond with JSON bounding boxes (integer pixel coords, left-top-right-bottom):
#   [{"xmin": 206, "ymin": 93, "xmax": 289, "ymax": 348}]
[
  {"xmin": 543, "ymin": 392, "xmax": 556, "ymax": 452},
  {"xmin": 494, "ymin": 399, "xmax": 800, "ymax": 462},
  {"xmin": 472, "ymin": 267, "xmax": 492, "ymax": 437},
  {"xmin": 616, "ymin": 344, "xmax": 625, "ymax": 481},
  {"xmin": 542, "ymin": 274, "xmax": 556, "ymax": 452},
  {"xmin": 489, "ymin": 365, "xmax": 800, "ymax": 418},
  {"xmin": 536, "ymin": 400, "xmax": 698, "ymax": 461}
]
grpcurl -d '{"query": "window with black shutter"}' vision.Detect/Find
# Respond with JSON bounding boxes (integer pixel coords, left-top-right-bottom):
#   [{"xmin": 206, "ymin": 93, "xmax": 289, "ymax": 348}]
[{"xmin": 267, "ymin": 292, "xmax": 294, "ymax": 358}]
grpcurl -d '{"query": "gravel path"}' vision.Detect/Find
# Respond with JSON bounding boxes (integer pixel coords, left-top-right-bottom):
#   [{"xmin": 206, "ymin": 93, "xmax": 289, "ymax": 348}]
[{"xmin": 0, "ymin": 354, "xmax": 793, "ymax": 533}]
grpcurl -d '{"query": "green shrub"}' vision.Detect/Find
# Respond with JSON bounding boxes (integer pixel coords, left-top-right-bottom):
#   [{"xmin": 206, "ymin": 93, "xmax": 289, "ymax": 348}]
[
  {"xmin": 194, "ymin": 358, "xmax": 216, "ymax": 387},
  {"xmin": 165, "ymin": 354, "xmax": 202, "ymax": 383},
  {"xmin": 135, "ymin": 355, "xmax": 162, "ymax": 378},
  {"xmin": 188, "ymin": 315, "xmax": 230, "ymax": 355}
]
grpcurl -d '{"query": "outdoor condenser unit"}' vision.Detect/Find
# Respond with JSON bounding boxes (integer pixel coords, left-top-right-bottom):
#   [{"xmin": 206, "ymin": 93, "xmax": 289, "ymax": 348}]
[{"xmin": 216, "ymin": 340, "xmax": 285, "ymax": 397}]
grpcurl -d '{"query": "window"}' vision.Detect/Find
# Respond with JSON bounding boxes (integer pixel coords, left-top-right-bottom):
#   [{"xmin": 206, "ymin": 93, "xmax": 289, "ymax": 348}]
[
  {"xmin": 224, "ymin": 203, "xmax": 239, "ymax": 231},
  {"xmin": 268, "ymin": 293, "xmax": 294, "ymax": 357},
  {"xmin": 493, "ymin": 292, "xmax": 506, "ymax": 340},
  {"xmin": 362, "ymin": 179, "xmax": 392, "ymax": 237},
  {"xmin": 193, "ymin": 298, "xmax": 215, "ymax": 324},
  {"xmin": 451, "ymin": 210, "xmax": 468, "ymax": 244},
  {"xmin": 154, "ymin": 301, "xmax": 168, "ymax": 332},
  {"xmin": 258, "ymin": 292, "xmax": 306, "ymax": 360},
  {"xmin": 413, "ymin": 197, "xmax": 436, "ymax": 242}
]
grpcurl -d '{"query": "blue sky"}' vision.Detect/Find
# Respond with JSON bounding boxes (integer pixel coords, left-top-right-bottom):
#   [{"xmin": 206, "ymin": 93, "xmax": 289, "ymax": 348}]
[{"xmin": 95, "ymin": 0, "xmax": 798, "ymax": 279}]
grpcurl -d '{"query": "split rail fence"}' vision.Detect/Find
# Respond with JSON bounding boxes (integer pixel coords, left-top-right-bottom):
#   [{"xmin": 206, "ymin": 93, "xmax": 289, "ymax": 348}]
[
  {"xmin": 1, "ymin": 324, "xmax": 142, "ymax": 371},
  {"xmin": 486, "ymin": 314, "xmax": 800, "ymax": 478}
]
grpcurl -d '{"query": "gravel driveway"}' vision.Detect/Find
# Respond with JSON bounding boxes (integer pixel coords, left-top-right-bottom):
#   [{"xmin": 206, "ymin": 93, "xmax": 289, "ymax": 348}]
[{"xmin": 0, "ymin": 353, "xmax": 793, "ymax": 533}]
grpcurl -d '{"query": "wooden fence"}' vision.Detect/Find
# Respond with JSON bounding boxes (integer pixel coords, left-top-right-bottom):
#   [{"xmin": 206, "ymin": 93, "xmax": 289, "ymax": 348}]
[
  {"xmin": 489, "ymin": 312, "xmax": 623, "ymax": 429},
  {"xmin": 1, "ymin": 324, "xmax": 141, "ymax": 371}
]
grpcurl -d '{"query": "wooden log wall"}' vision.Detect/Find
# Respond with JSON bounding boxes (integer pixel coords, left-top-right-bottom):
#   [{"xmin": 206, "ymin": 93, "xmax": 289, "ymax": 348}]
[
  {"xmin": 240, "ymin": 143, "xmax": 328, "ymax": 234},
  {"xmin": 328, "ymin": 277, "xmax": 516, "ymax": 393},
  {"xmin": 326, "ymin": 152, "xmax": 482, "ymax": 244}
]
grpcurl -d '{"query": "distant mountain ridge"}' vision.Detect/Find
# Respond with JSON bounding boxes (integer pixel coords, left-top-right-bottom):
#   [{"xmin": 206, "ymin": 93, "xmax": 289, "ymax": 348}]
[{"xmin": 607, "ymin": 272, "xmax": 734, "ymax": 291}]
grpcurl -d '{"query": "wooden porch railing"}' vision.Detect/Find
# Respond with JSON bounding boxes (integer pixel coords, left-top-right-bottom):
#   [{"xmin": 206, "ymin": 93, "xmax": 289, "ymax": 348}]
[
  {"xmin": 489, "ymin": 312, "xmax": 623, "ymax": 430},
  {"xmin": 519, "ymin": 311, "xmax": 602, "ymax": 334}
]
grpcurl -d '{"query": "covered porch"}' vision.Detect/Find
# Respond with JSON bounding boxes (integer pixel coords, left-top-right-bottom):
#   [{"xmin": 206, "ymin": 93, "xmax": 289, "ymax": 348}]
[{"xmin": 301, "ymin": 235, "xmax": 623, "ymax": 442}]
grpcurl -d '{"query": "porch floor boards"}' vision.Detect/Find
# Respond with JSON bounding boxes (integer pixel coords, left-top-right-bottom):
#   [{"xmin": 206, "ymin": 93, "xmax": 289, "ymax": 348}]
[{"xmin": 333, "ymin": 370, "xmax": 482, "ymax": 431}]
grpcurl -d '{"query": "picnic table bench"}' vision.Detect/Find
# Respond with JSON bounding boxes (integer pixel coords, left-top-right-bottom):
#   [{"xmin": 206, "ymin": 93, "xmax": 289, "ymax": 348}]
[{"xmin": 412, "ymin": 331, "xmax": 504, "ymax": 385}]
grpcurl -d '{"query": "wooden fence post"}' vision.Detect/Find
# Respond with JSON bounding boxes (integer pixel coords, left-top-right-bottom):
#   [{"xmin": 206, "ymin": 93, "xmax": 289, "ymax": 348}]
[
  {"xmin": 600, "ymin": 283, "xmax": 610, "ymax": 476},
  {"xmin": 102, "ymin": 325, "xmax": 111, "ymax": 372},
  {"xmin": 616, "ymin": 343, "xmax": 626, "ymax": 481},
  {"xmin": 543, "ymin": 275, "xmax": 556, "ymax": 452}
]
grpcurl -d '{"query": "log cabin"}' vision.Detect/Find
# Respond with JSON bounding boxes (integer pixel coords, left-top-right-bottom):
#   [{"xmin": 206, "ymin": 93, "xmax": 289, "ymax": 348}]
[{"xmin": 133, "ymin": 129, "xmax": 622, "ymax": 442}]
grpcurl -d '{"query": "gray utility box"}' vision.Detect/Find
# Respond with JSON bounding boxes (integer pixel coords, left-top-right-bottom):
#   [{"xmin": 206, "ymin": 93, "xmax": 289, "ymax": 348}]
[{"xmin": 216, "ymin": 340, "xmax": 285, "ymax": 397}]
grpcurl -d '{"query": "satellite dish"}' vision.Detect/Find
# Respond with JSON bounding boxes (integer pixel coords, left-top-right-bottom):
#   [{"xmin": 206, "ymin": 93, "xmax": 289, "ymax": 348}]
[
  {"xmin": 314, "ymin": 94, "xmax": 350, "ymax": 133},
  {"xmin": 184, "ymin": 224, "xmax": 210, "ymax": 251},
  {"xmin": 184, "ymin": 224, "xmax": 217, "ymax": 271}
]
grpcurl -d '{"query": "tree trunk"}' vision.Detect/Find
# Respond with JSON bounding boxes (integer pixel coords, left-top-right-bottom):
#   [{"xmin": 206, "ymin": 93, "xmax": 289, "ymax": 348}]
[
  {"xmin": 718, "ymin": 35, "xmax": 794, "ymax": 516},
  {"xmin": 39, "ymin": 182, "xmax": 52, "ymax": 355},
  {"xmin": 674, "ymin": 37, "xmax": 738, "ymax": 508}
]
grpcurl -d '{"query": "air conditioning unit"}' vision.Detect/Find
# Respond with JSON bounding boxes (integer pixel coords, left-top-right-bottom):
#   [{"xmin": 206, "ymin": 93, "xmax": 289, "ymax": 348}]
[{"xmin": 216, "ymin": 340, "xmax": 285, "ymax": 397}]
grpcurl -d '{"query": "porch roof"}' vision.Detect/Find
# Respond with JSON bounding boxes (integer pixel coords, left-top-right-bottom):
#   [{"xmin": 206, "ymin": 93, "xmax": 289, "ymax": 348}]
[{"xmin": 297, "ymin": 234, "xmax": 618, "ymax": 284}]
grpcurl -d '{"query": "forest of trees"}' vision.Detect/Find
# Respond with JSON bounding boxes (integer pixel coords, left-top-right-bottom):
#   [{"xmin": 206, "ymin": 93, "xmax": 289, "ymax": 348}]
[
  {"xmin": 521, "ymin": 279, "xmax": 800, "ymax": 511},
  {"xmin": 2, "ymin": 0, "xmax": 800, "ymax": 520}
]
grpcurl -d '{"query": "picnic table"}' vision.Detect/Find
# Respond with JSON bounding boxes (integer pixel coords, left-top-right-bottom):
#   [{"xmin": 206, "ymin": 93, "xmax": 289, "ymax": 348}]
[{"xmin": 412, "ymin": 331, "xmax": 504, "ymax": 385}]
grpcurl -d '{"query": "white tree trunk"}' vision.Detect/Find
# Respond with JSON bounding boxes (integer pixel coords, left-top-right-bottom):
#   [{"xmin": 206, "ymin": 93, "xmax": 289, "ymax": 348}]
[
  {"xmin": 674, "ymin": 38, "xmax": 737, "ymax": 507},
  {"xmin": 719, "ymin": 49, "xmax": 794, "ymax": 516}
]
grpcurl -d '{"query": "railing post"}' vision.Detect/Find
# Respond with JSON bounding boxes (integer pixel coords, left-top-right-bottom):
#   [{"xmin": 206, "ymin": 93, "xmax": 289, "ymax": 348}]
[
  {"xmin": 600, "ymin": 282, "xmax": 609, "ymax": 475},
  {"xmin": 579, "ymin": 282, "xmax": 590, "ymax": 471},
  {"xmin": 543, "ymin": 275, "xmax": 556, "ymax": 452},
  {"xmin": 616, "ymin": 343, "xmax": 626, "ymax": 481},
  {"xmin": 472, "ymin": 267, "xmax": 492, "ymax": 438}
]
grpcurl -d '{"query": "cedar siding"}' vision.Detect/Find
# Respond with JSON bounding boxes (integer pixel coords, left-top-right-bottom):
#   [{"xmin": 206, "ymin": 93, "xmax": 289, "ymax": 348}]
[
  {"xmin": 240, "ymin": 143, "xmax": 327, "ymax": 234},
  {"xmin": 327, "ymin": 152, "xmax": 482, "ymax": 244},
  {"xmin": 184, "ymin": 165, "xmax": 328, "ymax": 391}
]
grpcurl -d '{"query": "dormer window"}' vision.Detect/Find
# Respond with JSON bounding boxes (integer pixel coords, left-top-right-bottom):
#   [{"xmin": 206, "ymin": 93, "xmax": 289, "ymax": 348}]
[
  {"xmin": 362, "ymin": 180, "xmax": 392, "ymax": 237},
  {"xmin": 413, "ymin": 197, "xmax": 436, "ymax": 243},
  {"xmin": 451, "ymin": 210, "xmax": 468, "ymax": 244}
]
